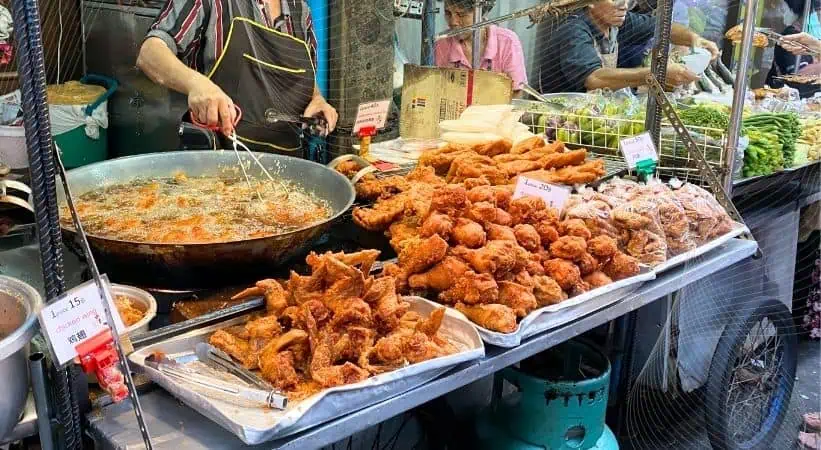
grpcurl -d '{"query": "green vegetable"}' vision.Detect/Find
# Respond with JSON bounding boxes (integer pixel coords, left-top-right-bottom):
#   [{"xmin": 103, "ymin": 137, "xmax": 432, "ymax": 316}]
[
  {"xmin": 742, "ymin": 129, "xmax": 784, "ymax": 177},
  {"xmin": 677, "ymin": 105, "xmax": 737, "ymax": 139}
]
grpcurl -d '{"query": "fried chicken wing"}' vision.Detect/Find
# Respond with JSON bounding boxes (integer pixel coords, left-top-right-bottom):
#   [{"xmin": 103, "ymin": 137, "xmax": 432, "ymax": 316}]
[
  {"xmin": 474, "ymin": 139, "xmax": 513, "ymax": 157},
  {"xmin": 486, "ymin": 223, "xmax": 517, "ymax": 241},
  {"xmin": 209, "ymin": 329, "xmax": 258, "ymax": 369},
  {"xmin": 550, "ymin": 236, "xmax": 588, "ymax": 260},
  {"xmin": 539, "ymin": 149, "xmax": 588, "ymax": 170},
  {"xmin": 455, "ymin": 303, "xmax": 517, "ymax": 333},
  {"xmin": 259, "ymin": 350, "xmax": 300, "ymax": 390},
  {"xmin": 602, "ymin": 252, "xmax": 641, "ymax": 281},
  {"xmin": 532, "ymin": 275, "xmax": 566, "ymax": 306},
  {"xmin": 509, "ymin": 196, "xmax": 558, "ymax": 226},
  {"xmin": 452, "ymin": 240, "xmax": 525, "ymax": 275},
  {"xmin": 420, "ymin": 213, "xmax": 454, "ymax": 239},
  {"xmin": 501, "ymin": 159, "xmax": 543, "ymax": 177},
  {"xmin": 519, "ymin": 160, "xmax": 606, "ymax": 185},
  {"xmin": 352, "ymin": 193, "xmax": 407, "ymax": 231},
  {"xmin": 513, "ymin": 224, "xmax": 541, "ymax": 251},
  {"xmin": 587, "ymin": 235, "xmax": 618, "ymax": 258},
  {"xmin": 374, "ymin": 291, "xmax": 411, "ymax": 333},
  {"xmin": 544, "ymin": 258, "xmax": 582, "ymax": 291},
  {"xmin": 439, "ymin": 271, "xmax": 499, "ymax": 305},
  {"xmin": 511, "ymin": 135, "xmax": 547, "ymax": 154},
  {"xmin": 452, "ymin": 218, "xmax": 487, "ymax": 248},
  {"xmin": 497, "ymin": 281, "xmax": 538, "ymax": 318},
  {"xmin": 415, "ymin": 307, "xmax": 446, "ymax": 337},
  {"xmin": 398, "ymin": 234, "xmax": 449, "ymax": 275},
  {"xmin": 429, "ymin": 184, "xmax": 470, "ymax": 217},
  {"xmin": 408, "ymin": 256, "xmax": 470, "ymax": 291},
  {"xmin": 583, "ymin": 271, "xmax": 612, "ymax": 289}
]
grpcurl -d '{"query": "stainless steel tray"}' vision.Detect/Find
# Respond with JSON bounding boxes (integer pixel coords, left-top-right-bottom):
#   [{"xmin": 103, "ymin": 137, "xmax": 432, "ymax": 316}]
[
  {"xmin": 461, "ymin": 267, "xmax": 655, "ymax": 347},
  {"xmin": 128, "ymin": 296, "xmax": 484, "ymax": 445}
]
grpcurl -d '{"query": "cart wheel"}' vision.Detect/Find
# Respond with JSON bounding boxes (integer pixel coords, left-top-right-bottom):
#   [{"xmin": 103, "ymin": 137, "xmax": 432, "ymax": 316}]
[{"xmin": 704, "ymin": 297, "xmax": 798, "ymax": 450}]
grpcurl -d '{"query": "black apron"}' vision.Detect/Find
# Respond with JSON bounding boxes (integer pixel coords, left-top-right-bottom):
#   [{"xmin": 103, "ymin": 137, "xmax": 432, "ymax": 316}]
[{"xmin": 207, "ymin": 0, "xmax": 316, "ymax": 153}]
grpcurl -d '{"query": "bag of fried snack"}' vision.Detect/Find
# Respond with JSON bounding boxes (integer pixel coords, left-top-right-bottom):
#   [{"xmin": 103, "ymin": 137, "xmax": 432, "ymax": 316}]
[
  {"xmin": 563, "ymin": 195, "xmax": 620, "ymax": 240},
  {"xmin": 611, "ymin": 198, "xmax": 668, "ymax": 265},
  {"xmin": 628, "ymin": 181, "xmax": 696, "ymax": 257},
  {"xmin": 598, "ymin": 178, "xmax": 641, "ymax": 202},
  {"xmin": 672, "ymin": 183, "xmax": 739, "ymax": 245}
]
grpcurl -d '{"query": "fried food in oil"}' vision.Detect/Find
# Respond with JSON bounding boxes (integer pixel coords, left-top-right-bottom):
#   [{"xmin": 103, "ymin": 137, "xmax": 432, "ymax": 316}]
[
  {"xmin": 455, "ymin": 303, "xmax": 517, "ymax": 333},
  {"xmin": 549, "ymin": 236, "xmax": 588, "ymax": 260},
  {"xmin": 532, "ymin": 275, "xmax": 566, "ymax": 306},
  {"xmin": 409, "ymin": 256, "xmax": 470, "ymax": 292},
  {"xmin": 211, "ymin": 251, "xmax": 458, "ymax": 398},
  {"xmin": 452, "ymin": 218, "xmax": 487, "ymax": 248},
  {"xmin": 544, "ymin": 258, "xmax": 582, "ymax": 291},
  {"xmin": 439, "ymin": 271, "xmax": 500, "ymax": 305},
  {"xmin": 602, "ymin": 252, "xmax": 641, "ymax": 281},
  {"xmin": 497, "ymin": 281, "xmax": 538, "ymax": 318}
]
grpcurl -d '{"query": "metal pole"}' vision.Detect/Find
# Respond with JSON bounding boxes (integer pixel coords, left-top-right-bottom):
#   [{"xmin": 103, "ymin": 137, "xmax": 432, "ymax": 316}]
[
  {"xmin": 645, "ymin": 0, "xmax": 674, "ymax": 145},
  {"xmin": 421, "ymin": 0, "xmax": 436, "ymax": 65},
  {"xmin": 29, "ymin": 353, "xmax": 55, "ymax": 450},
  {"xmin": 471, "ymin": 3, "xmax": 483, "ymax": 70},
  {"xmin": 724, "ymin": 0, "xmax": 760, "ymax": 193},
  {"xmin": 795, "ymin": 0, "xmax": 812, "ymax": 73}
]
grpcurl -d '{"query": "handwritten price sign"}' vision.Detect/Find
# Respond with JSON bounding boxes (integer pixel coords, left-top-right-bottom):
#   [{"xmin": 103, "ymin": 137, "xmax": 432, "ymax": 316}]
[
  {"xmin": 619, "ymin": 132, "xmax": 659, "ymax": 169},
  {"xmin": 39, "ymin": 276, "xmax": 125, "ymax": 365},
  {"xmin": 513, "ymin": 176, "xmax": 572, "ymax": 212},
  {"xmin": 353, "ymin": 100, "xmax": 391, "ymax": 134}
]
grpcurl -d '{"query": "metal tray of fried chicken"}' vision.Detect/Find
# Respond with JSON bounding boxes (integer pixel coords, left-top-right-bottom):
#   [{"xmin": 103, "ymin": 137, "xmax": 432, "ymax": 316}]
[
  {"xmin": 128, "ymin": 296, "xmax": 484, "ymax": 445},
  {"xmin": 467, "ymin": 266, "xmax": 655, "ymax": 348}
]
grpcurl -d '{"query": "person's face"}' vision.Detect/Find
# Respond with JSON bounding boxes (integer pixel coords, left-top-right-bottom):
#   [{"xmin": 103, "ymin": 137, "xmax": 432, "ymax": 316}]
[
  {"xmin": 589, "ymin": 0, "xmax": 633, "ymax": 27},
  {"xmin": 445, "ymin": 4, "xmax": 476, "ymax": 38}
]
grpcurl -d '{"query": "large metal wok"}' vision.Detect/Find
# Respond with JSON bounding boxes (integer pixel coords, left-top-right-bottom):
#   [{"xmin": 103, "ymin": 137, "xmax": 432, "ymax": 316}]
[{"xmin": 57, "ymin": 151, "xmax": 355, "ymax": 289}]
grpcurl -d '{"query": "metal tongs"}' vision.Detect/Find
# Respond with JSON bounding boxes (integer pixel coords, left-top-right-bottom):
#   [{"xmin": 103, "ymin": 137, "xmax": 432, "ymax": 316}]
[
  {"xmin": 145, "ymin": 351, "xmax": 288, "ymax": 410},
  {"xmin": 264, "ymin": 111, "xmax": 329, "ymax": 137},
  {"xmin": 756, "ymin": 28, "xmax": 820, "ymax": 56},
  {"xmin": 195, "ymin": 343, "xmax": 273, "ymax": 391},
  {"xmin": 191, "ymin": 104, "xmax": 285, "ymax": 201}
]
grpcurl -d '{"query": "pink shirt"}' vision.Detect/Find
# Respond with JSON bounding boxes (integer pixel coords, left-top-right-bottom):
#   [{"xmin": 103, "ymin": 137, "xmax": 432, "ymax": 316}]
[{"xmin": 434, "ymin": 25, "xmax": 528, "ymax": 89}]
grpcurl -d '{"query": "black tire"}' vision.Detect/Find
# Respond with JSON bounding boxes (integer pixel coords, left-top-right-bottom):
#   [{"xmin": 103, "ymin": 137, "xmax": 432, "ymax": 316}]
[{"xmin": 704, "ymin": 297, "xmax": 798, "ymax": 450}]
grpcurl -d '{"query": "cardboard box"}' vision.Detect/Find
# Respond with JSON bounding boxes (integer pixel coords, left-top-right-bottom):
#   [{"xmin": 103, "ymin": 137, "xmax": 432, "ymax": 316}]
[{"xmin": 400, "ymin": 65, "xmax": 513, "ymax": 139}]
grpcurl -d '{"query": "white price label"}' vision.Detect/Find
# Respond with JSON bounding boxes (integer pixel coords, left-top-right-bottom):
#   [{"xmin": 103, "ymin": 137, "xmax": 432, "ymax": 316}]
[
  {"xmin": 513, "ymin": 176, "xmax": 572, "ymax": 212},
  {"xmin": 38, "ymin": 276, "xmax": 125, "ymax": 365},
  {"xmin": 619, "ymin": 132, "xmax": 659, "ymax": 169},
  {"xmin": 353, "ymin": 100, "xmax": 391, "ymax": 134}
]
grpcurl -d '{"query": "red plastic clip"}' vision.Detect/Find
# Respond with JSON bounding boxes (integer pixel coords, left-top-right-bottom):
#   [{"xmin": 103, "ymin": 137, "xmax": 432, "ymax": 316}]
[{"xmin": 76, "ymin": 329, "xmax": 129, "ymax": 402}]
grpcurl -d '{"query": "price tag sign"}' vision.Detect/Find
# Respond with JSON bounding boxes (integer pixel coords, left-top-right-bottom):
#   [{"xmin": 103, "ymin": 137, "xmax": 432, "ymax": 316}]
[
  {"xmin": 39, "ymin": 276, "xmax": 125, "ymax": 365},
  {"xmin": 619, "ymin": 132, "xmax": 659, "ymax": 169},
  {"xmin": 353, "ymin": 99, "xmax": 391, "ymax": 134},
  {"xmin": 513, "ymin": 176, "xmax": 572, "ymax": 212}
]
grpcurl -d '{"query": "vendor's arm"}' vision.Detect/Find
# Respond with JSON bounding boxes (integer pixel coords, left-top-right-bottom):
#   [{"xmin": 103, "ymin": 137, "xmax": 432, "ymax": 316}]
[
  {"xmin": 136, "ymin": 0, "xmax": 237, "ymax": 135},
  {"xmin": 303, "ymin": 85, "xmax": 338, "ymax": 134},
  {"xmin": 671, "ymin": 23, "xmax": 720, "ymax": 60}
]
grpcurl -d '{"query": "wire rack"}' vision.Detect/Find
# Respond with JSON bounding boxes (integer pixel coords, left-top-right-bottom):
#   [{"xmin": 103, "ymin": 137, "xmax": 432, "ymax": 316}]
[{"xmin": 518, "ymin": 107, "xmax": 730, "ymax": 187}]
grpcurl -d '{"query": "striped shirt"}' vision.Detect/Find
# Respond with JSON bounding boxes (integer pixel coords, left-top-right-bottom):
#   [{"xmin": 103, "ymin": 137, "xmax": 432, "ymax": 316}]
[{"xmin": 146, "ymin": 0, "xmax": 316, "ymax": 75}]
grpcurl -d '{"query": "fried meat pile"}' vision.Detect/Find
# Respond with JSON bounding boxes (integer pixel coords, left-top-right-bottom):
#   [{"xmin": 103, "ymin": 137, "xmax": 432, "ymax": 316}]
[{"xmin": 209, "ymin": 250, "xmax": 458, "ymax": 399}]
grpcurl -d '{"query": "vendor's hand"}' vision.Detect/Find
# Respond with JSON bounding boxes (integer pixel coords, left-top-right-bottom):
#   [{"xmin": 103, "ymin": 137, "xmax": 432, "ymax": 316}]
[
  {"xmin": 666, "ymin": 63, "xmax": 700, "ymax": 87},
  {"xmin": 303, "ymin": 95, "xmax": 338, "ymax": 135},
  {"xmin": 781, "ymin": 33, "xmax": 821, "ymax": 56},
  {"xmin": 188, "ymin": 76, "xmax": 237, "ymax": 135},
  {"xmin": 693, "ymin": 36, "xmax": 720, "ymax": 61}
]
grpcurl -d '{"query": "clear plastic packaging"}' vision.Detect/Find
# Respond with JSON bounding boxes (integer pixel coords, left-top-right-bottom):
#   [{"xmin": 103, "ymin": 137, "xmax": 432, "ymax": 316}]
[
  {"xmin": 672, "ymin": 183, "xmax": 739, "ymax": 245},
  {"xmin": 611, "ymin": 198, "xmax": 668, "ymax": 265},
  {"xmin": 563, "ymin": 196, "xmax": 620, "ymax": 240},
  {"xmin": 628, "ymin": 181, "xmax": 697, "ymax": 257}
]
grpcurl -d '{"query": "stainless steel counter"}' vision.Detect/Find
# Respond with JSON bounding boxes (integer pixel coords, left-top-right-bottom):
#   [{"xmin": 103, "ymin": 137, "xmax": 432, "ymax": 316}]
[{"xmin": 85, "ymin": 239, "xmax": 757, "ymax": 450}]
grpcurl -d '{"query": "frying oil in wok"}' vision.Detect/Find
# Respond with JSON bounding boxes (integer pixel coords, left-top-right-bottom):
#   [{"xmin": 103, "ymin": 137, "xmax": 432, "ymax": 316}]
[{"xmin": 60, "ymin": 173, "xmax": 331, "ymax": 244}]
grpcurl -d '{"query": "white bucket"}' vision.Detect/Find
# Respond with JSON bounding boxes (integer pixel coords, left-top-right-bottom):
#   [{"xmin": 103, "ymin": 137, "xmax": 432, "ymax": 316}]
[{"xmin": 0, "ymin": 125, "xmax": 27, "ymax": 169}]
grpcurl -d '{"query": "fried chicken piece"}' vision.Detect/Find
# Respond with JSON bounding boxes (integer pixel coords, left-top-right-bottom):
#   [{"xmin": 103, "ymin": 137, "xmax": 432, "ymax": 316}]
[
  {"xmin": 455, "ymin": 303, "xmax": 517, "ymax": 333},
  {"xmin": 245, "ymin": 315, "xmax": 283, "ymax": 342},
  {"xmin": 328, "ymin": 298, "xmax": 373, "ymax": 330},
  {"xmin": 446, "ymin": 154, "xmax": 509, "ymax": 185},
  {"xmin": 418, "ymin": 145, "xmax": 472, "ymax": 174},
  {"xmin": 388, "ymin": 218, "xmax": 421, "ymax": 253},
  {"xmin": 532, "ymin": 275, "xmax": 566, "ymax": 306},
  {"xmin": 463, "ymin": 177, "xmax": 491, "ymax": 190},
  {"xmin": 355, "ymin": 174, "xmax": 410, "ymax": 201},
  {"xmin": 509, "ymin": 196, "xmax": 558, "ymax": 226},
  {"xmin": 535, "ymin": 221, "xmax": 560, "ymax": 244},
  {"xmin": 333, "ymin": 326, "xmax": 376, "ymax": 361},
  {"xmin": 401, "ymin": 331, "xmax": 448, "ymax": 363},
  {"xmin": 494, "ymin": 208, "xmax": 513, "ymax": 226},
  {"xmin": 602, "ymin": 252, "xmax": 641, "ymax": 281},
  {"xmin": 398, "ymin": 234, "xmax": 449, "ymax": 275},
  {"xmin": 405, "ymin": 165, "xmax": 446, "ymax": 186},
  {"xmin": 486, "ymin": 223, "xmax": 517, "ymax": 241},
  {"xmin": 576, "ymin": 252, "xmax": 600, "ymax": 276},
  {"xmin": 264, "ymin": 329, "xmax": 310, "ymax": 354},
  {"xmin": 465, "ymin": 201, "xmax": 498, "ymax": 225},
  {"xmin": 587, "ymin": 235, "xmax": 618, "ymax": 258},
  {"xmin": 571, "ymin": 281, "xmax": 592, "ymax": 296},
  {"xmin": 452, "ymin": 240, "xmax": 525, "ymax": 275},
  {"xmin": 583, "ymin": 271, "xmax": 612, "ymax": 289},
  {"xmin": 420, "ymin": 213, "xmax": 454, "ymax": 239},
  {"xmin": 428, "ymin": 184, "xmax": 470, "ymax": 217},
  {"xmin": 559, "ymin": 219, "xmax": 593, "ymax": 240},
  {"xmin": 550, "ymin": 236, "xmax": 588, "ymax": 260},
  {"xmin": 519, "ymin": 160, "xmax": 606, "ymax": 185},
  {"xmin": 525, "ymin": 252, "xmax": 546, "ymax": 276},
  {"xmin": 415, "ymin": 307, "xmax": 446, "ymax": 337},
  {"xmin": 209, "ymin": 329, "xmax": 258, "ymax": 369},
  {"xmin": 408, "ymin": 256, "xmax": 470, "ymax": 291},
  {"xmin": 257, "ymin": 279, "xmax": 289, "ymax": 314},
  {"xmin": 497, "ymin": 281, "xmax": 538, "ymax": 318},
  {"xmin": 374, "ymin": 290, "xmax": 411, "ymax": 333},
  {"xmin": 513, "ymin": 224, "xmax": 541, "ymax": 251},
  {"xmin": 626, "ymin": 230, "xmax": 667, "ymax": 265},
  {"xmin": 403, "ymin": 183, "xmax": 437, "ymax": 219},
  {"xmin": 439, "ymin": 271, "xmax": 499, "ymax": 305},
  {"xmin": 492, "ymin": 186, "xmax": 514, "ymax": 210},
  {"xmin": 538, "ymin": 149, "xmax": 588, "ymax": 170},
  {"xmin": 474, "ymin": 139, "xmax": 513, "ymax": 157},
  {"xmin": 500, "ymin": 159, "xmax": 543, "ymax": 177},
  {"xmin": 315, "ymin": 249, "xmax": 381, "ymax": 276},
  {"xmin": 380, "ymin": 263, "xmax": 409, "ymax": 293},
  {"xmin": 511, "ymin": 135, "xmax": 546, "ymax": 154},
  {"xmin": 335, "ymin": 159, "xmax": 362, "ymax": 178},
  {"xmin": 544, "ymin": 258, "xmax": 582, "ymax": 291},
  {"xmin": 259, "ymin": 350, "xmax": 300, "ymax": 390},
  {"xmin": 467, "ymin": 185, "xmax": 494, "ymax": 204},
  {"xmin": 352, "ymin": 193, "xmax": 407, "ymax": 231},
  {"xmin": 452, "ymin": 218, "xmax": 487, "ymax": 249},
  {"xmin": 502, "ymin": 270, "xmax": 535, "ymax": 289}
]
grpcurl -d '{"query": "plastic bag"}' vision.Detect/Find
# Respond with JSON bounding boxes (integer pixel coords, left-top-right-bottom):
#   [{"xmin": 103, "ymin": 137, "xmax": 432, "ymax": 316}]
[
  {"xmin": 598, "ymin": 178, "xmax": 640, "ymax": 201},
  {"xmin": 672, "ymin": 183, "xmax": 739, "ymax": 245},
  {"xmin": 49, "ymin": 102, "xmax": 108, "ymax": 139},
  {"xmin": 611, "ymin": 198, "xmax": 668, "ymax": 265},
  {"xmin": 563, "ymin": 195, "xmax": 620, "ymax": 239},
  {"xmin": 628, "ymin": 181, "xmax": 697, "ymax": 257}
]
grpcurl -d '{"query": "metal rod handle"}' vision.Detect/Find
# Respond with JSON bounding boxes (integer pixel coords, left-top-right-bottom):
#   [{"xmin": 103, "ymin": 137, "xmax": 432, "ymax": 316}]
[{"xmin": 29, "ymin": 353, "xmax": 55, "ymax": 450}]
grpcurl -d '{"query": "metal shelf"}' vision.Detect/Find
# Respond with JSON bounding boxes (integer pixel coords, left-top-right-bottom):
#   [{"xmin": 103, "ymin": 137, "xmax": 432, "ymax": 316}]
[{"xmin": 86, "ymin": 239, "xmax": 757, "ymax": 450}]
